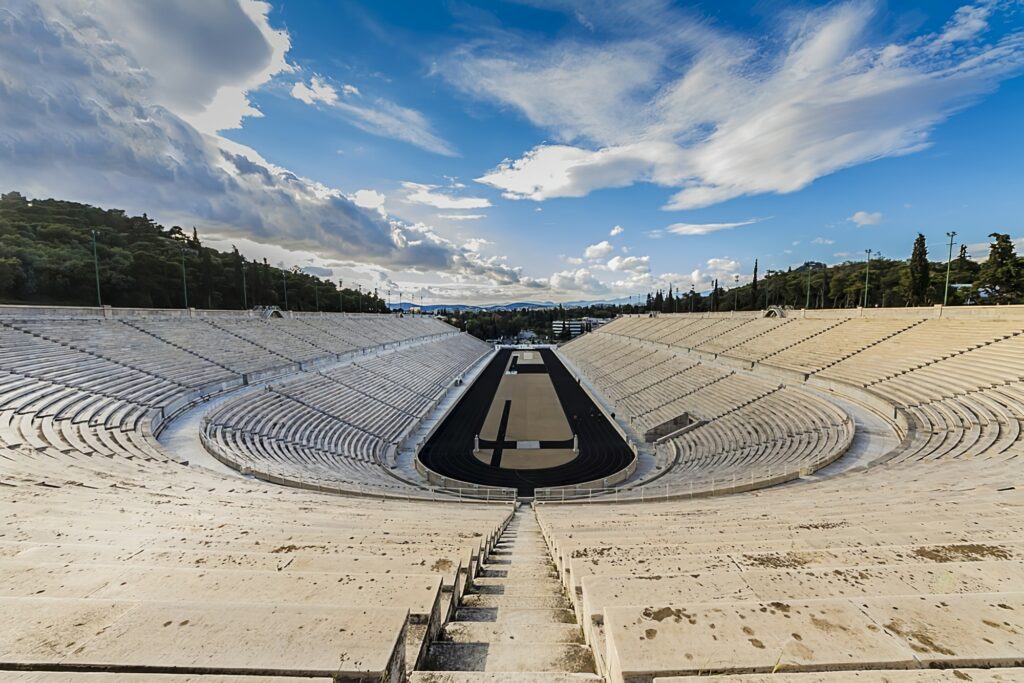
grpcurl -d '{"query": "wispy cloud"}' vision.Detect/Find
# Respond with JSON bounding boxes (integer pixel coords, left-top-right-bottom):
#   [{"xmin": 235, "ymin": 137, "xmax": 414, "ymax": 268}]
[
  {"xmin": 649, "ymin": 217, "xmax": 765, "ymax": 237},
  {"xmin": 402, "ymin": 182, "xmax": 491, "ymax": 209},
  {"xmin": 438, "ymin": 213, "xmax": 487, "ymax": 221},
  {"xmin": 291, "ymin": 75, "xmax": 456, "ymax": 156},
  {"xmin": 812, "ymin": 236, "xmax": 836, "ymax": 245},
  {"xmin": 444, "ymin": 1, "xmax": 1024, "ymax": 211}
]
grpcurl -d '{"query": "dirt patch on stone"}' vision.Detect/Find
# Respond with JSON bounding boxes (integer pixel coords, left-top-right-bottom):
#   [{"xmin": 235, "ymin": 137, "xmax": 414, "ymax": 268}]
[
  {"xmin": 744, "ymin": 552, "xmax": 809, "ymax": 569},
  {"xmin": 912, "ymin": 543, "xmax": 1011, "ymax": 563}
]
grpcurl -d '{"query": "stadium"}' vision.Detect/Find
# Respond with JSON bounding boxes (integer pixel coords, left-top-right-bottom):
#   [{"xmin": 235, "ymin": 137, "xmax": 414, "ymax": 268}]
[
  {"xmin": 4, "ymin": 1, "xmax": 1024, "ymax": 681},
  {"xmin": 2, "ymin": 303, "xmax": 1023, "ymax": 682}
]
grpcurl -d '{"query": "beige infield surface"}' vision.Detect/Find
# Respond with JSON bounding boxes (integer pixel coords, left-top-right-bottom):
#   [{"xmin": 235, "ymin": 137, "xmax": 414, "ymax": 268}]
[{"xmin": 475, "ymin": 351, "xmax": 577, "ymax": 470}]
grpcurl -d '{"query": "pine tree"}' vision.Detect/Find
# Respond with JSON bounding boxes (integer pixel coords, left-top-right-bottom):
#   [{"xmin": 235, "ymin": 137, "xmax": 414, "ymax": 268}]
[
  {"xmin": 977, "ymin": 233, "xmax": 1022, "ymax": 303},
  {"xmin": 908, "ymin": 233, "xmax": 930, "ymax": 305}
]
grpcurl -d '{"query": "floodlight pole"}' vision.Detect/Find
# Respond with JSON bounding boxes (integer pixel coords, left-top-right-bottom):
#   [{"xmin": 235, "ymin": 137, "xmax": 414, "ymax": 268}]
[
  {"xmin": 862, "ymin": 250, "xmax": 872, "ymax": 308},
  {"xmin": 314, "ymin": 281, "xmax": 319, "ymax": 312},
  {"xmin": 91, "ymin": 229, "xmax": 102, "ymax": 307},
  {"xmin": 241, "ymin": 263, "xmax": 248, "ymax": 310},
  {"xmin": 944, "ymin": 231, "xmax": 957, "ymax": 306},
  {"xmin": 339, "ymin": 279, "xmax": 343, "ymax": 312},
  {"xmin": 733, "ymin": 274, "xmax": 739, "ymax": 311},
  {"xmin": 805, "ymin": 267, "xmax": 812, "ymax": 309},
  {"xmin": 180, "ymin": 247, "xmax": 189, "ymax": 309},
  {"xmin": 282, "ymin": 270, "xmax": 289, "ymax": 310}
]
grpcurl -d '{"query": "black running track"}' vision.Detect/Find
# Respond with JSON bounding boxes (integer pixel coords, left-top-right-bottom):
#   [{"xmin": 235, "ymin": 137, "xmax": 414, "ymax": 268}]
[{"xmin": 418, "ymin": 348, "xmax": 634, "ymax": 495}]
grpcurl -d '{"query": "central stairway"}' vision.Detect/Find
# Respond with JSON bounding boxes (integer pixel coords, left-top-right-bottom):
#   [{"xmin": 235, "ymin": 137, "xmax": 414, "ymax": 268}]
[{"xmin": 414, "ymin": 506, "xmax": 599, "ymax": 682}]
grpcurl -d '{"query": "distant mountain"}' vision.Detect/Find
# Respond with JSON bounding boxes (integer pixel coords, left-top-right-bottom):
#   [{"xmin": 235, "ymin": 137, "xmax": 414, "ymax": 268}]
[{"xmin": 388, "ymin": 297, "xmax": 635, "ymax": 312}]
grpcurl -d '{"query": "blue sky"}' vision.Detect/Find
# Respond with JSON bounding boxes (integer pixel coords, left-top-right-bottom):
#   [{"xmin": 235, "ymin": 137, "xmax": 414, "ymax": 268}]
[{"xmin": 2, "ymin": 1, "xmax": 1023, "ymax": 304}]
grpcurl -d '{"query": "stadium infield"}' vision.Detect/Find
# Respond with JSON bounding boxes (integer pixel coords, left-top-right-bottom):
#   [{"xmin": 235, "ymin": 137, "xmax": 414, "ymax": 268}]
[{"xmin": 418, "ymin": 347, "xmax": 634, "ymax": 495}]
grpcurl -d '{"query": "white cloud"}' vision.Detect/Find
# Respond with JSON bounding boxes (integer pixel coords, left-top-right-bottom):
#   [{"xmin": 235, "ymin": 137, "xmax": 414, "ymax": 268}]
[
  {"xmin": 0, "ymin": 1, "xmax": 517, "ymax": 289},
  {"xmin": 291, "ymin": 76, "xmax": 338, "ymax": 105},
  {"xmin": 848, "ymin": 211, "xmax": 883, "ymax": 226},
  {"xmin": 609, "ymin": 224, "xmax": 624, "ymax": 236},
  {"xmin": 561, "ymin": 255, "xmax": 584, "ymax": 266},
  {"xmin": 55, "ymin": 0, "xmax": 295, "ymax": 134},
  {"xmin": 350, "ymin": 189, "xmax": 387, "ymax": 210},
  {"xmin": 462, "ymin": 238, "xmax": 491, "ymax": 252},
  {"xmin": 449, "ymin": 2, "xmax": 1024, "ymax": 211},
  {"xmin": 653, "ymin": 218, "xmax": 764, "ymax": 237},
  {"xmin": 834, "ymin": 251, "xmax": 852, "ymax": 258},
  {"xmin": 606, "ymin": 255, "xmax": 650, "ymax": 273},
  {"xmin": 812, "ymin": 236, "xmax": 836, "ymax": 245},
  {"xmin": 549, "ymin": 268, "xmax": 609, "ymax": 294},
  {"xmin": 290, "ymin": 76, "xmax": 455, "ymax": 156},
  {"xmin": 438, "ymin": 214, "xmax": 486, "ymax": 221},
  {"xmin": 583, "ymin": 240, "xmax": 614, "ymax": 259},
  {"xmin": 402, "ymin": 182, "xmax": 491, "ymax": 210}
]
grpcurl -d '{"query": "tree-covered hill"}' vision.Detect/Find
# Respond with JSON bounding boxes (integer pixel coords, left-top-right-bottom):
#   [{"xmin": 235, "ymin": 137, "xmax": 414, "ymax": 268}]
[{"xmin": 0, "ymin": 192, "xmax": 386, "ymax": 312}]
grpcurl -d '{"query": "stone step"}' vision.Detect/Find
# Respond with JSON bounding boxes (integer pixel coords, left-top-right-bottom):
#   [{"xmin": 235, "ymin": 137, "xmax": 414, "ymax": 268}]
[
  {"xmin": 471, "ymin": 577, "xmax": 564, "ymax": 592},
  {"xmin": 453, "ymin": 606, "xmax": 577, "ymax": 624},
  {"xmin": 411, "ymin": 673, "xmax": 601, "ymax": 683},
  {"xmin": 442, "ymin": 621, "xmax": 584, "ymax": 644},
  {"xmin": 422, "ymin": 642, "xmax": 596, "ymax": 673},
  {"xmin": 461, "ymin": 593, "xmax": 571, "ymax": 610},
  {"xmin": 478, "ymin": 568, "xmax": 559, "ymax": 579}
]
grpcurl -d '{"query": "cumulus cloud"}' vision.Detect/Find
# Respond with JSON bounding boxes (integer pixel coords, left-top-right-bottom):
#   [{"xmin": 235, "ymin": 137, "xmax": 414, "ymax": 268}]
[
  {"xmin": 402, "ymin": 182, "xmax": 491, "ymax": 209},
  {"xmin": 350, "ymin": 189, "xmax": 387, "ymax": 210},
  {"xmin": 848, "ymin": 211, "xmax": 883, "ymax": 226},
  {"xmin": 812, "ymin": 236, "xmax": 836, "ymax": 245},
  {"xmin": 583, "ymin": 240, "xmax": 614, "ymax": 259},
  {"xmin": 606, "ymin": 255, "xmax": 650, "ymax": 273},
  {"xmin": 290, "ymin": 76, "xmax": 455, "ymax": 156},
  {"xmin": 549, "ymin": 268, "xmax": 609, "ymax": 294},
  {"xmin": 609, "ymin": 224, "xmax": 624, "ymax": 236},
  {"xmin": 448, "ymin": 1, "xmax": 1024, "ymax": 211},
  {"xmin": 0, "ymin": 1, "xmax": 515, "ymax": 288}
]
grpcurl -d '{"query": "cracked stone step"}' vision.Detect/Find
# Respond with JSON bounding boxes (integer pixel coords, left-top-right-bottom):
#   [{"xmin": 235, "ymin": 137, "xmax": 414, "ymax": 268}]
[
  {"xmin": 442, "ymin": 621, "xmax": 585, "ymax": 644},
  {"xmin": 422, "ymin": 642, "xmax": 596, "ymax": 673},
  {"xmin": 460, "ymin": 593, "xmax": 572, "ymax": 609}
]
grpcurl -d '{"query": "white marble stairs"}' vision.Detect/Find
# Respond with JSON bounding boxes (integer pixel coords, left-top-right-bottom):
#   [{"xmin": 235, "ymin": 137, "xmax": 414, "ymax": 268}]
[{"xmin": 414, "ymin": 507, "xmax": 600, "ymax": 682}]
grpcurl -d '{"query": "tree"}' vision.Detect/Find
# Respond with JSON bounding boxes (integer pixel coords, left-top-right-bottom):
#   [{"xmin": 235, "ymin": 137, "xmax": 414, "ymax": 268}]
[
  {"xmin": 908, "ymin": 233, "xmax": 930, "ymax": 305},
  {"xmin": 976, "ymin": 233, "xmax": 1022, "ymax": 303}
]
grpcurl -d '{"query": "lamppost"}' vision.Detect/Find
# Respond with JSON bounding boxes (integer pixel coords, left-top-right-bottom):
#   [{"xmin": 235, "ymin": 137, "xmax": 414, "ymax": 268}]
[
  {"xmin": 862, "ymin": 249, "xmax": 872, "ymax": 308},
  {"xmin": 180, "ymin": 246, "xmax": 189, "ymax": 309},
  {"xmin": 689, "ymin": 284, "xmax": 695, "ymax": 312},
  {"xmin": 90, "ymin": 229, "xmax": 102, "ymax": 307},
  {"xmin": 282, "ymin": 269, "xmax": 289, "ymax": 311},
  {"xmin": 241, "ymin": 262, "xmax": 248, "ymax": 310},
  {"xmin": 733, "ymin": 274, "xmax": 740, "ymax": 311},
  {"xmin": 357, "ymin": 285, "xmax": 362, "ymax": 312},
  {"xmin": 944, "ymin": 231, "xmax": 958, "ymax": 306},
  {"xmin": 805, "ymin": 265, "xmax": 812, "ymax": 310},
  {"xmin": 313, "ymin": 279, "xmax": 319, "ymax": 312},
  {"xmin": 338, "ymin": 279, "xmax": 343, "ymax": 312}
]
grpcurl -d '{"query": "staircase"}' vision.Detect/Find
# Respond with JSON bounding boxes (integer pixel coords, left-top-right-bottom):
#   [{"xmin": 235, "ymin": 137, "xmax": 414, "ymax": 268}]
[{"xmin": 414, "ymin": 506, "xmax": 599, "ymax": 682}]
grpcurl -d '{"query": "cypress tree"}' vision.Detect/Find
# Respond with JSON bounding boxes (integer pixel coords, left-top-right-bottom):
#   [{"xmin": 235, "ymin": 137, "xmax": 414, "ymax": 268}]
[{"xmin": 909, "ymin": 233, "xmax": 930, "ymax": 305}]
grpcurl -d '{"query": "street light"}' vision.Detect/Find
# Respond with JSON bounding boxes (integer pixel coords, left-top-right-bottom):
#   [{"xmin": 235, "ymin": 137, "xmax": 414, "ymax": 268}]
[
  {"xmin": 282, "ymin": 269, "xmax": 289, "ymax": 310},
  {"xmin": 180, "ymin": 247, "xmax": 189, "ymax": 309},
  {"xmin": 689, "ymin": 284, "xmax": 695, "ymax": 312},
  {"xmin": 313, "ymin": 279, "xmax": 319, "ymax": 312},
  {"xmin": 863, "ymin": 249, "xmax": 872, "ymax": 308},
  {"xmin": 733, "ymin": 274, "xmax": 740, "ymax": 311},
  {"xmin": 338, "ymin": 279, "xmax": 344, "ymax": 312},
  {"xmin": 944, "ymin": 231, "xmax": 958, "ymax": 306},
  {"xmin": 90, "ymin": 229, "xmax": 102, "ymax": 307},
  {"xmin": 241, "ymin": 262, "xmax": 248, "ymax": 310}
]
